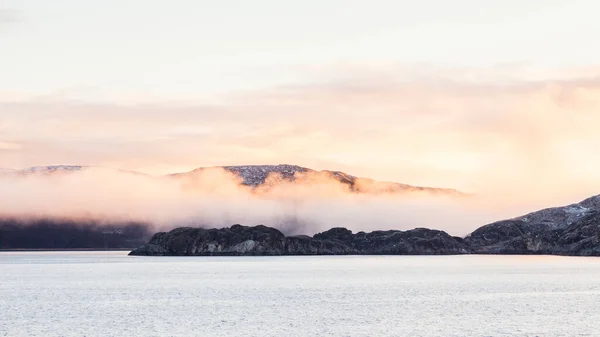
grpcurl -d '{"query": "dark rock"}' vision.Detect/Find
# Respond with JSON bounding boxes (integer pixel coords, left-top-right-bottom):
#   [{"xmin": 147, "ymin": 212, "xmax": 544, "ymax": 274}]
[
  {"xmin": 553, "ymin": 212, "xmax": 600, "ymax": 256},
  {"xmin": 466, "ymin": 208, "xmax": 600, "ymax": 256},
  {"xmin": 130, "ymin": 225, "xmax": 288, "ymax": 256},
  {"xmin": 130, "ymin": 224, "xmax": 467, "ymax": 256},
  {"xmin": 128, "ymin": 243, "xmax": 168, "ymax": 256},
  {"xmin": 350, "ymin": 228, "xmax": 469, "ymax": 255},
  {"xmin": 313, "ymin": 227, "xmax": 354, "ymax": 242},
  {"xmin": 284, "ymin": 235, "xmax": 358, "ymax": 255}
]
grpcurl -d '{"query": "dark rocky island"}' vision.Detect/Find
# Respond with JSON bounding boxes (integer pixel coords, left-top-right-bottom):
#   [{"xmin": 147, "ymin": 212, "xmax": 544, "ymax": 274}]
[
  {"xmin": 129, "ymin": 225, "xmax": 469, "ymax": 256},
  {"xmin": 131, "ymin": 195, "xmax": 600, "ymax": 256}
]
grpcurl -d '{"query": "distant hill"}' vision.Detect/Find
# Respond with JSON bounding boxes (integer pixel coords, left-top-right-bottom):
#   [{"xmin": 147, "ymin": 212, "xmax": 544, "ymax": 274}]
[
  {"xmin": 169, "ymin": 164, "xmax": 464, "ymax": 196},
  {"xmin": 466, "ymin": 194, "xmax": 600, "ymax": 255},
  {"xmin": 1, "ymin": 164, "xmax": 464, "ymax": 195}
]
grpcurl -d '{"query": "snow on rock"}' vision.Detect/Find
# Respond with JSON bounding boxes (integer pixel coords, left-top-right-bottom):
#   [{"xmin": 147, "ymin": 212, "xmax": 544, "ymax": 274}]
[
  {"xmin": 170, "ymin": 164, "xmax": 463, "ymax": 195},
  {"xmin": 222, "ymin": 164, "xmax": 311, "ymax": 186},
  {"xmin": 513, "ymin": 194, "xmax": 600, "ymax": 229},
  {"xmin": 10, "ymin": 164, "xmax": 463, "ymax": 196},
  {"xmin": 20, "ymin": 165, "xmax": 86, "ymax": 174},
  {"xmin": 218, "ymin": 164, "xmax": 461, "ymax": 195}
]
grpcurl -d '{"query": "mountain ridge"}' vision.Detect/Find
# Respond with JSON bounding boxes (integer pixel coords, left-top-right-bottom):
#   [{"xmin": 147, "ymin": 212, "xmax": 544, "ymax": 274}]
[
  {"xmin": 2, "ymin": 164, "xmax": 464, "ymax": 196},
  {"xmin": 465, "ymin": 194, "xmax": 600, "ymax": 255}
]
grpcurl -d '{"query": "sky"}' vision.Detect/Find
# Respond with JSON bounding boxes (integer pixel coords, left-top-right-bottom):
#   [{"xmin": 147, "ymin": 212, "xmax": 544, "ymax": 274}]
[{"xmin": 2, "ymin": 0, "xmax": 600, "ymax": 205}]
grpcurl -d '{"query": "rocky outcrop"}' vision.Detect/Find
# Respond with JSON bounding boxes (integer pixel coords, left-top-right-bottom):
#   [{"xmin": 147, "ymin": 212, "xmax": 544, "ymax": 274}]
[
  {"xmin": 465, "ymin": 195, "xmax": 600, "ymax": 256},
  {"xmin": 131, "ymin": 195, "xmax": 600, "ymax": 257},
  {"xmin": 129, "ymin": 224, "xmax": 468, "ymax": 256},
  {"xmin": 315, "ymin": 227, "xmax": 469, "ymax": 255}
]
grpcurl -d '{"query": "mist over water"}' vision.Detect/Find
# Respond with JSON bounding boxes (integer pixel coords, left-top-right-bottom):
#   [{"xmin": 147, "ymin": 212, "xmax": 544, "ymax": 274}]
[{"xmin": 1, "ymin": 166, "xmax": 589, "ymax": 237}]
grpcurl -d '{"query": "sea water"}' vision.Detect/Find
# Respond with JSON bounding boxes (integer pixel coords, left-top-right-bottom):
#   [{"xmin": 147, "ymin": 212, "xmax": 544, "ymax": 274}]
[{"xmin": 1, "ymin": 252, "xmax": 599, "ymax": 337}]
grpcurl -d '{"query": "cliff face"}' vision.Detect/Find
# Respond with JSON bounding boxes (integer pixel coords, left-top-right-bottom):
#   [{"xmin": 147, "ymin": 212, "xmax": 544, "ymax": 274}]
[{"xmin": 129, "ymin": 224, "xmax": 469, "ymax": 256}]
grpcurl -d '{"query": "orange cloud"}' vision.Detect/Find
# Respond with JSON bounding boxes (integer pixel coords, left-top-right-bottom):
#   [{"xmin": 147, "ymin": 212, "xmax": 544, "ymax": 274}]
[
  {"xmin": 0, "ymin": 167, "xmax": 486, "ymax": 236},
  {"xmin": 1, "ymin": 65, "xmax": 600, "ymax": 212}
]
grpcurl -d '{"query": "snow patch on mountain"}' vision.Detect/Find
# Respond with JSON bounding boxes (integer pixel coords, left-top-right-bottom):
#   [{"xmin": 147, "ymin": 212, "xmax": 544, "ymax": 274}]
[
  {"xmin": 222, "ymin": 164, "xmax": 311, "ymax": 186},
  {"xmin": 9, "ymin": 163, "xmax": 464, "ymax": 196},
  {"xmin": 21, "ymin": 165, "xmax": 86, "ymax": 173}
]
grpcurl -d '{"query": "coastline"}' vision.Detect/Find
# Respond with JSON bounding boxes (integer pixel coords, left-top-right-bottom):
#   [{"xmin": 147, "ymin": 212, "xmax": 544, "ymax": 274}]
[{"xmin": 0, "ymin": 248, "xmax": 134, "ymax": 252}]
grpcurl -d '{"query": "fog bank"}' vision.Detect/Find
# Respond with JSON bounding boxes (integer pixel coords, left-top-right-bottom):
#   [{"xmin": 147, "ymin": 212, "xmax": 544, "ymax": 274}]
[{"xmin": 0, "ymin": 167, "xmax": 522, "ymax": 236}]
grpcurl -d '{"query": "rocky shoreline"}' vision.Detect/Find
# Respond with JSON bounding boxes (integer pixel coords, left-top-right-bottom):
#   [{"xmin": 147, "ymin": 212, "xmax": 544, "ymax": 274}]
[
  {"xmin": 465, "ymin": 211, "xmax": 600, "ymax": 256},
  {"xmin": 129, "ymin": 225, "xmax": 469, "ymax": 256},
  {"xmin": 130, "ymin": 195, "xmax": 600, "ymax": 256}
]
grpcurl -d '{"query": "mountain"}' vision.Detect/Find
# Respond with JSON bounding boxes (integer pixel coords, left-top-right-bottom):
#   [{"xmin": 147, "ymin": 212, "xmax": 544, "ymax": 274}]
[
  {"xmin": 170, "ymin": 164, "xmax": 464, "ymax": 195},
  {"xmin": 2, "ymin": 164, "xmax": 462, "ymax": 196},
  {"xmin": 20, "ymin": 165, "xmax": 85, "ymax": 174},
  {"xmin": 0, "ymin": 165, "xmax": 153, "ymax": 177},
  {"xmin": 465, "ymin": 195, "xmax": 600, "ymax": 255},
  {"xmin": 129, "ymin": 224, "xmax": 469, "ymax": 256},
  {"xmin": 0, "ymin": 165, "xmax": 86, "ymax": 176}
]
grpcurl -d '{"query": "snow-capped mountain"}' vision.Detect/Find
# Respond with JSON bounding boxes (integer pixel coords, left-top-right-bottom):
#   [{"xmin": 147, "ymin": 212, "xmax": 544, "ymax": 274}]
[
  {"xmin": 0, "ymin": 165, "xmax": 87, "ymax": 175},
  {"xmin": 20, "ymin": 165, "xmax": 86, "ymax": 174},
  {"xmin": 171, "ymin": 164, "xmax": 464, "ymax": 195},
  {"xmin": 0, "ymin": 165, "xmax": 86, "ymax": 177},
  {"xmin": 2, "ymin": 165, "xmax": 151, "ymax": 177},
  {"xmin": 224, "ymin": 164, "xmax": 310, "ymax": 186},
  {"xmin": 3, "ymin": 164, "xmax": 462, "ymax": 195}
]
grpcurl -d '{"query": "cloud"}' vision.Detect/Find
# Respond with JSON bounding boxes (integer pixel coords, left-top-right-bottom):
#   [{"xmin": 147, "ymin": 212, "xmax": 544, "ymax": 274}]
[
  {"xmin": 2, "ymin": 65, "xmax": 600, "ymax": 222},
  {"xmin": 0, "ymin": 167, "xmax": 491, "ymax": 236}
]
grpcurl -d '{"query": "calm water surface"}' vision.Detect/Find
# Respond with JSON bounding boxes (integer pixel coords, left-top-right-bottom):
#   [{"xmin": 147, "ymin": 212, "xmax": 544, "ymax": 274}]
[{"xmin": 1, "ymin": 252, "xmax": 600, "ymax": 337}]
